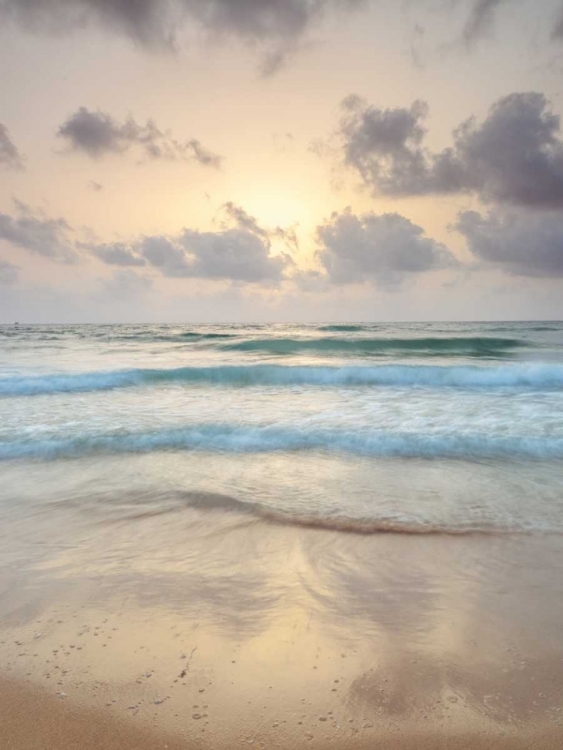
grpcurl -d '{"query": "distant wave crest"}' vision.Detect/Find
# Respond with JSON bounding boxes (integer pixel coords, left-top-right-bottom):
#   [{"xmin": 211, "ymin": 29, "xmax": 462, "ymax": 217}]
[
  {"xmin": 220, "ymin": 336, "xmax": 528, "ymax": 356},
  {"xmin": 2, "ymin": 363, "xmax": 563, "ymax": 397},
  {"xmin": 318, "ymin": 325, "xmax": 366, "ymax": 332}
]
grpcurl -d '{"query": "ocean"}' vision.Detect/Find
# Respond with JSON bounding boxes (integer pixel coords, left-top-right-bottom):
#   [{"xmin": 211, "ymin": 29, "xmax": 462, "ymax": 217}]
[{"xmin": 1, "ymin": 320, "xmax": 563, "ymax": 539}]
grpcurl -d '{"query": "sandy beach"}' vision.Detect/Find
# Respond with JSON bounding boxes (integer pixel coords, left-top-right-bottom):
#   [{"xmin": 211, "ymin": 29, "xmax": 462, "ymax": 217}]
[{"xmin": 2, "ymin": 503, "xmax": 563, "ymax": 749}]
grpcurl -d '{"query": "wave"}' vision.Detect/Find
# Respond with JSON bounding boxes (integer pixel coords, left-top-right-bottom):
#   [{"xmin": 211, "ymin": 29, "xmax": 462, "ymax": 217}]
[
  {"xmin": 318, "ymin": 325, "xmax": 366, "ymax": 332},
  {"xmin": 220, "ymin": 336, "xmax": 529, "ymax": 357},
  {"xmin": 2, "ymin": 363, "xmax": 563, "ymax": 397},
  {"xmin": 174, "ymin": 492, "xmax": 515, "ymax": 536},
  {"xmin": 0, "ymin": 330, "xmax": 236, "ymax": 343},
  {"xmin": 484, "ymin": 325, "xmax": 561, "ymax": 333},
  {"xmin": 71, "ymin": 488, "xmax": 524, "ymax": 536},
  {"xmin": 99, "ymin": 331, "xmax": 236, "ymax": 343},
  {"xmin": 1, "ymin": 424, "xmax": 563, "ymax": 462}
]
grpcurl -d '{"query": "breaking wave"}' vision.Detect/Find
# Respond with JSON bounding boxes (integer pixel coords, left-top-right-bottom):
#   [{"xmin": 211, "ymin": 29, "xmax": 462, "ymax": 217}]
[
  {"xmin": 1, "ymin": 424, "xmax": 563, "ymax": 461},
  {"xmin": 2, "ymin": 363, "xmax": 563, "ymax": 397}
]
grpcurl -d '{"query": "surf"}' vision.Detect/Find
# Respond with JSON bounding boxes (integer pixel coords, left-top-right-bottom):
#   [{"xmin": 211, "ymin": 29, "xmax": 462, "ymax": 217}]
[
  {"xmin": 2, "ymin": 363, "xmax": 563, "ymax": 397},
  {"xmin": 2, "ymin": 423, "xmax": 563, "ymax": 461}
]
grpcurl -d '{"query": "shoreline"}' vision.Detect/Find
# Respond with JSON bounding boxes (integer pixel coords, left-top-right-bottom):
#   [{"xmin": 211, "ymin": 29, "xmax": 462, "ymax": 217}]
[{"xmin": 1, "ymin": 517, "xmax": 563, "ymax": 748}]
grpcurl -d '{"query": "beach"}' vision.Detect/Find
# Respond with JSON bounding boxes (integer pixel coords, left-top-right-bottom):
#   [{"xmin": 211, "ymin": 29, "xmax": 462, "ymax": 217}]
[
  {"xmin": 4, "ymin": 0, "xmax": 563, "ymax": 740},
  {"xmin": 1, "ymin": 322, "xmax": 563, "ymax": 747},
  {"xmin": 2, "ymin": 506, "xmax": 563, "ymax": 748}
]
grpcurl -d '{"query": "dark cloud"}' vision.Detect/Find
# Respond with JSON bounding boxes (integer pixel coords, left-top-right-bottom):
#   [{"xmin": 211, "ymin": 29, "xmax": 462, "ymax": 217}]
[
  {"xmin": 184, "ymin": 0, "xmax": 340, "ymax": 42},
  {"xmin": 87, "ymin": 241, "xmax": 147, "ymax": 266},
  {"xmin": 57, "ymin": 107, "xmax": 222, "ymax": 166},
  {"xmin": 462, "ymin": 0, "xmax": 508, "ymax": 47},
  {"xmin": 339, "ymin": 95, "xmax": 439, "ymax": 196},
  {"xmin": 0, "ymin": 123, "xmax": 24, "ymax": 170},
  {"xmin": 0, "ymin": 0, "xmax": 175, "ymax": 46},
  {"xmin": 0, "ymin": 0, "xmax": 365, "ymax": 69},
  {"xmin": 0, "ymin": 259, "xmax": 19, "ymax": 285},
  {"xmin": 180, "ymin": 227, "xmax": 289, "ymax": 281},
  {"xmin": 338, "ymin": 91, "xmax": 563, "ymax": 208},
  {"xmin": 455, "ymin": 209, "xmax": 563, "ymax": 277},
  {"xmin": 0, "ymin": 202, "xmax": 76, "ymax": 262},
  {"xmin": 139, "ymin": 235, "xmax": 192, "ymax": 277},
  {"xmin": 451, "ymin": 92, "xmax": 563, "ymax": 208},
  {"xmin": 0, "ymin": 0, "xmax": 555, "ymax": 74},
  {"xmin": 315, "ymin": 207, "xmax": 456, "ymax": 286},
  {"xmin": 88, "ymin": 204, "xmax": 291, "ymax": 283}
]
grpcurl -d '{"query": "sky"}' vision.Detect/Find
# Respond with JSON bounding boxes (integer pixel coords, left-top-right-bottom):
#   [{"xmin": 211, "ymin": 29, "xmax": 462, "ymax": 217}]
[{"xmin": 1, "ymin": 0, "xmax": 563, "ymax": 322}]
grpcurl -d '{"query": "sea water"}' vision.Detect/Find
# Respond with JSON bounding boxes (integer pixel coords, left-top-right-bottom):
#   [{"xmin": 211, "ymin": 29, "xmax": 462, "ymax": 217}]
[{"xmin": 1, "ymin": 321, "xmax": 563, "ymax": 546}]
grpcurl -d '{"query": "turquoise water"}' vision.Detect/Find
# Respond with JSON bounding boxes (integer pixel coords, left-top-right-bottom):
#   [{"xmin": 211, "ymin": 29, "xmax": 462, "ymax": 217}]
[{"xmin": 1, "ymin": 321, "xmax": 563, "ymax": 537}]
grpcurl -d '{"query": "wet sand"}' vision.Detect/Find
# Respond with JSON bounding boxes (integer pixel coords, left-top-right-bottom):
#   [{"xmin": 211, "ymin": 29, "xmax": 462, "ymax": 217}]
[
  {"xmin": 1, "ymin": 504, "xmax": 563, "ymax": 748},
  {"xmin": 2, "ymin": 677, "xmax": 563, "ymax": 750}
]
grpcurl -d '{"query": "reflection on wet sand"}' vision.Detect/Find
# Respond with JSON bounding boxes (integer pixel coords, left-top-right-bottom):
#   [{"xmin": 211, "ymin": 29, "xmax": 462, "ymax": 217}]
[{"xmin": 1, "ymin": 502, "xmax": 563, "ymax": 747}]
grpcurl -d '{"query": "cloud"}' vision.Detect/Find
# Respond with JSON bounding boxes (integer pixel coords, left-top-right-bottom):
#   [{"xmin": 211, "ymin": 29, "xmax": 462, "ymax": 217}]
[
  {"xmin": 138, "ymin": 235, "xmax": 192, "ymax": 277},
  {"xmin": 455, "ymin": 209, "xmax": 563, "ymax": 277},
  {"xmin": 221, "ymin": 201, "xmax": 269, "ymax": 239},
  {"xmin": 0, "ymin": 0, "xmax": 366, "ymax": 69},
  {"xmin": 57, "ymin": 107, "xmax": 222, "ymax": 166},
  {"xmin": 337, "ymin": 91, "xmax": 563, "ymax": 208},
  {"xmin": 272, "ymin": 225, "xmax": 299, "ymax": 254},
  {"xmin": 221, "ymin": 201, "xmax": 299, "ymax": 252},
  {"xmin": 92, "ymin": 205, "xmax": 449, "ymax": 287},
  {"xmin": 179, "ymin": 228, "xmax": 289, "ymax": 282},
  {"xmin": 0, "ymin": 0, "xmax": 175, "ymax": 46},
  {"xmin": 0, "ymin": 202, "xmax": 77, "ymax": 262},
  {"xmin": 0, "ymin": 123, "xmax": 24, "ymax": 170},
  {"xmin": 3, "ymin": 200, "xmax": 293, "ymax": 284},
  {"xmin": 315, "ymin": 207, "xmax": 456, "ymax": 286},
  {"xmin": 339, "ymin": 95, "xmax": 439, "ymax": 197},
  {"xmin": 86, "ymin": 241, "xmax": 147, "ymax": 266},
  {"xmin": 0, "ymin": 259, "xmax": 19, "ymax": 284},
  {"xmin": 187, "ymin": 139, "xmax": 222, "ymax": 168},
  {"xmin": 88, "ymin": 203, "xmax": 292, "ymax": 283},
  {"xmin": 461, "ymin": 0, "xmax": 509, "ymax": 47},
  {"xmin": 451, "ymin": 92, "xmax": 563, "ymax": 208}
]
